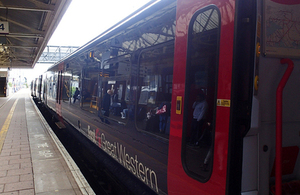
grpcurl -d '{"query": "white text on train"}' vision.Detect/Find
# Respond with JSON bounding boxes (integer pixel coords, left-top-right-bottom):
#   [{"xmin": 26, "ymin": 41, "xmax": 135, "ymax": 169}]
[{"xmin": 100, "ymin": 133, "xmax": 159, "ymax": 193}]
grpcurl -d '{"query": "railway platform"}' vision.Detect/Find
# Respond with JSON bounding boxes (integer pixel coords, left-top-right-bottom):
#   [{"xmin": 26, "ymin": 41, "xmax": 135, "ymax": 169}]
[{"xmin": 0, "ymin": 89, "xmax": 94, "ymax": 195}]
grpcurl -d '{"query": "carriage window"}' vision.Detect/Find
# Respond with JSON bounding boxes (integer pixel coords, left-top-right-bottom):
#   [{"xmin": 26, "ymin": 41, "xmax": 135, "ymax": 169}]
[
  {"xmin": 80, "ymin": 70, "xmax": 99, "ymax": 113},
  {"xmin": 136, "ymin": 42, "xmax": 174, "ymax": 138},
  {"xmin": 56, "ymin": 71, "xmax": 62, "ymax": 103},
  {"xmin": 99, "ymin": 57, "xmax": 131, "ymax": 123},
  {"xmin": 182, "ymin": 6, "xmax": 220, "ymax": 181},
  {"xmin": 62, "ymin": 71, "xmax": 71, "ymax": 102},
  {"xmin": 47, "ymin": 74, "xmax": 56, "ymax": 100},
  {"xmin": 71, "ymin": 75, "xmax": 80, "ymax": 104}
]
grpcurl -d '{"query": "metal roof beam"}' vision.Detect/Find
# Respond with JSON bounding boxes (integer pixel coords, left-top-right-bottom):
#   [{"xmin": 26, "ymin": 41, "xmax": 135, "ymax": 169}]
[
  {"xmin": 0, "ymin": 16, "xmax": 44, "ymax": 35},
  {"xmin": 10, "ymin": 54, "xmax": 33, "ymax": 58},
  {"xmin": 0, "ymin": 5, "xmax": 54, "ymax": 12},
  {"xmin": 27, "ymin": 0, "xmax": 55, "ymax": 10},
  {"xmin": 0, "ymin": 33, "xmax": 44, "ymax": 39},
  {"xmin": 0, "ymin": 62, "xmax": 11, "ymax": 65},
  {"xmin": 4, "ymin": 45, "xmax": 38, "ymax": 48}
]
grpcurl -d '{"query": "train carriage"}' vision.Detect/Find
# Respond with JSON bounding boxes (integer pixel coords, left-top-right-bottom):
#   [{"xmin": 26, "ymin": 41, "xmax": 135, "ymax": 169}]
[
  {"xmin": 39, "ymin": 0, "xmax": 300, "ymax": 194},
  {"xmin": 0, "ymin": 70, "xmax": 9, "ymax": 97}
]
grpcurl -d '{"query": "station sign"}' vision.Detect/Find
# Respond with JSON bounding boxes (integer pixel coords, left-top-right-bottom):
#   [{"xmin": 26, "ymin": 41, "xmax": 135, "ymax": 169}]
[{"xmin": 0, "ymin": 22, "xmax": 9, "ymax": 34}]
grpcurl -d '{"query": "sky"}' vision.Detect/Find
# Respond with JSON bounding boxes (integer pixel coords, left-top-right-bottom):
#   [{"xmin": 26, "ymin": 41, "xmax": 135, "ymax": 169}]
[
  {"xmin": 23, "ymin": 0, "xmax": 152, "ymax": 82},
  {"xmin": 48, "ymin": 0, "xmax": 152, "ymax": 46}
]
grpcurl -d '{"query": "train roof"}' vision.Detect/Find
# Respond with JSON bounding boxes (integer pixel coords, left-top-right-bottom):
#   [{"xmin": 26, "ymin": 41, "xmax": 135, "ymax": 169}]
[{"xmin": 48, "ymin": 0, "xmax": 177, "ymax": 74}]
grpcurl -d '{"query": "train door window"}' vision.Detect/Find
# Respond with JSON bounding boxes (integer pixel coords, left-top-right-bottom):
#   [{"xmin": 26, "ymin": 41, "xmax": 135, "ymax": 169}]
[
  {"xmin": 55, "ymin": 73, "xmax": 59, "ymax": 102},
  {"xmin": 136, "ymin": 41, "xmax": 174, "ymax": 137},
  {"xmin": 56, "ymin": 71, "xmax": 63, "ymax": 103},
  {"xmin": 182, "ymin": 6, "xmax": 220, "ymax": 181},
  {"xmin": 43, "ymin": 79, "xmax": 47, "ymax": 102}
]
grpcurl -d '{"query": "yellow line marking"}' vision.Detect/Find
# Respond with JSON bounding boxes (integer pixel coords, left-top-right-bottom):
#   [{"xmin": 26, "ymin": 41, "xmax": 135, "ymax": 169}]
[{"xmin": 0, "ymin": 99, "xmax": 19, "ymax": 153}]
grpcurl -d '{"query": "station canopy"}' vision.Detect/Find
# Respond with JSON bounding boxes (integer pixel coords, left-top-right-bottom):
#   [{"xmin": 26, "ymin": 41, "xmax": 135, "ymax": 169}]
[{"xmin": 0, "ymin": 0, "xmax": 71, "ymax": 69}]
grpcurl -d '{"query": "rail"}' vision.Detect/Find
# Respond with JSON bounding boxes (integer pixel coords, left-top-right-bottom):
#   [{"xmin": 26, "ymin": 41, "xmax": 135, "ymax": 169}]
[{"xmin": 275, "ymin": 58, "xmax": 294, "ymax": 195}]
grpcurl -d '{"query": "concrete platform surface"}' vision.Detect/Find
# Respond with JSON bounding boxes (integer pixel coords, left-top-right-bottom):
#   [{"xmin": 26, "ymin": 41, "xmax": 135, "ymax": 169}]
[{"xmin": 0, "ymin": 89, "xmax": 95, "ymax": 195}]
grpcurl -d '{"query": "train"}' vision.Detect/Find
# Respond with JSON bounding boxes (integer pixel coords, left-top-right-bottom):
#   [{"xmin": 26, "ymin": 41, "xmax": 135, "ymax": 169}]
[
  {"xmin": 0, "ymin": 70, "xmax": 9, "ymax": 97},
  {"xmin": 31, "ymin": 0, "xmax": 300, "ymax": 194}
]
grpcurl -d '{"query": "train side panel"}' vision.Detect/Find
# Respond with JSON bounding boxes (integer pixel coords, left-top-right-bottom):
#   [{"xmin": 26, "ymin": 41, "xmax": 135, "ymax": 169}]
[
  {"xmin": 43, "ymin": 2, "xmax": 177, "ymax": 194},
  {"xmin": 39, "ymin": 0, "xmax": 300, "ymax": 194}
]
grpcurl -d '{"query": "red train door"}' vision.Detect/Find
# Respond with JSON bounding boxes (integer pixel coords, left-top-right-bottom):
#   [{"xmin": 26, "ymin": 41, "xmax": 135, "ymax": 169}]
[{"xmin": 168, "ymin": 0, "xmax": 239, "ymax": 194}]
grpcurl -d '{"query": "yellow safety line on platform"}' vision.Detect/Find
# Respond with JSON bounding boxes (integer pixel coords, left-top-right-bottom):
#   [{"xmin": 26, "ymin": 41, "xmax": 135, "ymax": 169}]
[{"xmin": 0, "ymin": 98, "xmax": 18, "ymax": 153}]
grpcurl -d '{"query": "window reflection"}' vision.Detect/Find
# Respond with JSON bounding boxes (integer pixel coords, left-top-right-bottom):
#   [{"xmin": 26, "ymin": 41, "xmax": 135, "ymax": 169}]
[
  {"xmin": 183, "ymin": 6, "xmax": 220, "ymax": 181},
  {"xmin": 99, "ymin": 57, "xmax": 132, "ymax": 123},
  {"xmin": 136, "ymin": 42, "xmax": 174, "ymax": 138}
]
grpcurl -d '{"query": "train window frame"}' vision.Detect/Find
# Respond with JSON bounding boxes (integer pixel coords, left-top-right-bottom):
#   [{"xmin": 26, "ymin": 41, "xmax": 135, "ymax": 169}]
[{"xmin": 181, "ymin": 5, "xmax": 221, "ymax": 182}]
